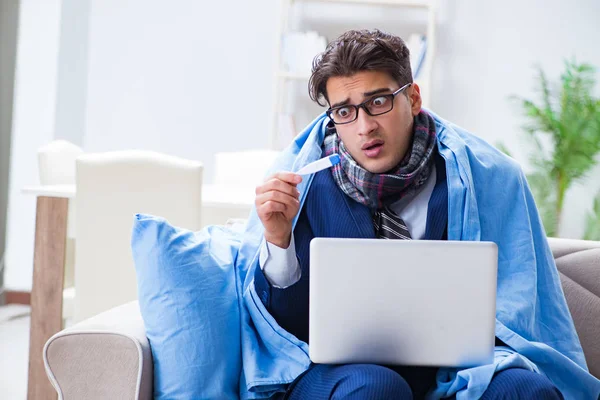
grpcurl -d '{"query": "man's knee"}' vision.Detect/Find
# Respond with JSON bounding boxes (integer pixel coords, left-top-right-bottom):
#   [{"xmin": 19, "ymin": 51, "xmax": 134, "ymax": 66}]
[
  {"xmin": 481, "ymin": 368, "xmax": 563, "ymax": 400},
  {"xmin": 332, "ymin": 364, "xmax": 412, "ymax": 399}
]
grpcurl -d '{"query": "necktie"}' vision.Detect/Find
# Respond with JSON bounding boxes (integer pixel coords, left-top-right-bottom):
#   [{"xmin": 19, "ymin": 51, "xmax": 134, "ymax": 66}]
[{"xmin": 373, "ymin": 207, "xmax": 412, "ymax": 240}]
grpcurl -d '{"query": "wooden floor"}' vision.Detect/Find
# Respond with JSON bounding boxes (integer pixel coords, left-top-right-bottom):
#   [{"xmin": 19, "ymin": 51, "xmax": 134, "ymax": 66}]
[{"xmin": 0, "ymin": 304, "xmax": 31, "ymax": 400}]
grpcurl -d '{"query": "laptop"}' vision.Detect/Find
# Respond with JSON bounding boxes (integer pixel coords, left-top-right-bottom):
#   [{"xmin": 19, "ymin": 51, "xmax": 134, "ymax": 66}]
[{"xmin": 309, "ymin": 238, "xmax": 498, "ymax": 368}]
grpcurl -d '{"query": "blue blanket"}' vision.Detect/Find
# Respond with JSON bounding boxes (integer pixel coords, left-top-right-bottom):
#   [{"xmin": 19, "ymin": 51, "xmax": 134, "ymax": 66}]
[{"xmin": 234, "ymin": 110, "xmax": 600, "ymax": 399}]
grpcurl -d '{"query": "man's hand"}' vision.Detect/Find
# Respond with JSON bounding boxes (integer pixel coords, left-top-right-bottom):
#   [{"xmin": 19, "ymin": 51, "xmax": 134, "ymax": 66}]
[{"xmin": 255, "ymin": 172, "xmax": 302, "ymax": 248}]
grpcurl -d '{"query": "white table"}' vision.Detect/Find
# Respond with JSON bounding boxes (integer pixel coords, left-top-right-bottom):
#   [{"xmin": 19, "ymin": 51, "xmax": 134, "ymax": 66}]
[
  {"xmin": 21, "ymin": 183, "xmax": 255, "ymax": 399},
  {"xmin": 22, "ymin": 183, "xmax": 256, "ymax": 208}
]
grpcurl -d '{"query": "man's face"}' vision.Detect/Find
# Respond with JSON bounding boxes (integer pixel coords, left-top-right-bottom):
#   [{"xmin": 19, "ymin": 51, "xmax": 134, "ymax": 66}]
[{"xmin": 326, "ymin": 70, "xmax": 422, "ymax": 174}]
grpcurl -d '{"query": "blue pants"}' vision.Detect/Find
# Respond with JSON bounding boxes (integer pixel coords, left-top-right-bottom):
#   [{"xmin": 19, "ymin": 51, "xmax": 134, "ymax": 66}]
[{"xmin": 283, "ymin": 364, "xmax": 563, "ymax": 400}]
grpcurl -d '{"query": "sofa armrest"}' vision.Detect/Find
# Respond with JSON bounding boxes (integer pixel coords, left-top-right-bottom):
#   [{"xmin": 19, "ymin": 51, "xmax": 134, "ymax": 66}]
[
  {"xmin": 549, "ymin": 237, "xmax": 600, "ymax": 379},
  {"xmin": 43, "ymin": 301, "xmax": 152, "ymax": 400}
]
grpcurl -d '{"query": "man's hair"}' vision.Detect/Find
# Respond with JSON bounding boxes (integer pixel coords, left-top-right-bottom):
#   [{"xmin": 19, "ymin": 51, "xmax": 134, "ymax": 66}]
[{"xmin": 309, "ymin": 29, "xmax": 413, "ymax": 107}]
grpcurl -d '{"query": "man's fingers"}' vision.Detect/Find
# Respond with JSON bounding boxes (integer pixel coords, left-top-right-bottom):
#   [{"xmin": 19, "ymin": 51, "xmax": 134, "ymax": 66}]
[
  {"xmin": 255, "ymin": 173, "xmax": 302, "ymax": 227},
  {"xmin": 256, "ymin": 178, "xmax": 301, "ymax": 198},
  {"xmin": 256, "ymin": 191, "xmax": 300, "ymax": 210},
  {"xmin": 282, "ymin": 204, "xmax": 300, "ymax": 221},
  {"xmin": 258, "ymin": 200, "xmax": 287, "ymax": 216},
  {"xmin": 266, "ymin": 172, "xmax": 302, "ymax": 185}
]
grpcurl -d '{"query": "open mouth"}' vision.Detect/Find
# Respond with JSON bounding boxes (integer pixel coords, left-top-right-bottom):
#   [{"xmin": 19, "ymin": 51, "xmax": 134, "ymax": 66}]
[
  {"xmin": 362, "ymin": 139, "xmax": 384, "ymax": 150},
  {"xmin": 364, "ymin": 143, "xmax": 382, "ymax": 150},
  {"xmin": 362, "ymin": 140, "xmax": 384, "ymax": 157}
]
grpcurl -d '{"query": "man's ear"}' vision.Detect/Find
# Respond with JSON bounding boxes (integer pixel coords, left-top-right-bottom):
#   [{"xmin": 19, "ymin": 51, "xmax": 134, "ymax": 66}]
[{"xmin": 409, "ymin": 83, "xmax": 422, "ymax": 116}]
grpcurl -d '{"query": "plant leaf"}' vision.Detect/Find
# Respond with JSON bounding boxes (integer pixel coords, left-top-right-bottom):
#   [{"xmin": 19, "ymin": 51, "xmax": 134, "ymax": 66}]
[{"xmin": 515, "ymin": 60, "xmax": 600, "ymax": 238}]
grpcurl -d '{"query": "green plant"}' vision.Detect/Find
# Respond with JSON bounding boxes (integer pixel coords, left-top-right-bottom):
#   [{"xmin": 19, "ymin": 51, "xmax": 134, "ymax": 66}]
[
  {"xmin": 584, "ymin": 192, "xmax": 600, "ymax": 240},
  {"xmin": 500, "ymin": 60, "xmax": 600, "ymax": 237}
]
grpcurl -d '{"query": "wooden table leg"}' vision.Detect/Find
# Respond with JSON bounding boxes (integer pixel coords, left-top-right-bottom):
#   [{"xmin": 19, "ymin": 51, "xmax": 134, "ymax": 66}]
[{"xmin": 27, "ymin": 196, "xmax": 68, "ymax": 400}]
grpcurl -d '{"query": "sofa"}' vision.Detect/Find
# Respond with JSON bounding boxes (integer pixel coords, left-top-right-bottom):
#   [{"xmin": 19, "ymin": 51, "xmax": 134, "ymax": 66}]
[{"xmin": 43, "ymin": 237, "xmax": 600, "ymax": 399}]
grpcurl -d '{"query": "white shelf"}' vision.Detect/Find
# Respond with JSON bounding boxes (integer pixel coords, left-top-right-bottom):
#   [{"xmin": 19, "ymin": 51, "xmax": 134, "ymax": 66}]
[
  {"xmin": 294, "ymin": 0, "xmax": 431, "ymax": 8},
  {"xmin": 271, "ymin": 0, "xmax": 436, "ymax": 148}
]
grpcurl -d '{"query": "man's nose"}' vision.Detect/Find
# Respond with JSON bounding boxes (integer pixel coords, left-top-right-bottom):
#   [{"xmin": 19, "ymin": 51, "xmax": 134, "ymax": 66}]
[{"xmin": 355, "ymin": 107, "xmax": 378, "ymax": 136}]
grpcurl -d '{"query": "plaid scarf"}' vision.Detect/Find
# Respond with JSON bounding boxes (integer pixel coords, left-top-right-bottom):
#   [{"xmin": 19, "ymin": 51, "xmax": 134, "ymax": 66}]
[{"xmin": 323, "ymin": 110, "xmax": 437, "ymax": 210}]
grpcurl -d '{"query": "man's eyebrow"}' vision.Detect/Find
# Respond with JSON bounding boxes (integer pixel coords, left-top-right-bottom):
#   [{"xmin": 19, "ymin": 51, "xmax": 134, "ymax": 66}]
[
  {"xmin": 330, "ymin": 98, "xmax": 350, "ymax": 109},
  {"xmin": 363, "ymin": 88, "xmax": 392, "ymax": 97},
  {"xmin": 330, "ymin": 88, "xmax": 392, "ymax": 109}
]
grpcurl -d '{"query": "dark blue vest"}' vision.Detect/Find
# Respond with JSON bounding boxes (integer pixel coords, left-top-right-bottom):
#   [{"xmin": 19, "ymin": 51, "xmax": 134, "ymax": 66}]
[{"xmin": 255, "ymin": 152, "xmax": 448, "ymax": 343}]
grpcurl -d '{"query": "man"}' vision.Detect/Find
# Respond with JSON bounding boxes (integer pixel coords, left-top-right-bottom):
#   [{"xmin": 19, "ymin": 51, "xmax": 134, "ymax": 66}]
[{"xmin": 244, "ymin": 29, "xmax": 598, "ymax": 399}]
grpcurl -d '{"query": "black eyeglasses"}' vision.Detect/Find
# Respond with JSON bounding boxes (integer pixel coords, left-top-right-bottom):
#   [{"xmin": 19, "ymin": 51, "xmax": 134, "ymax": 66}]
[{"xmin": 326, "ymin": 82, "xmax": 412, "ymax": 125}]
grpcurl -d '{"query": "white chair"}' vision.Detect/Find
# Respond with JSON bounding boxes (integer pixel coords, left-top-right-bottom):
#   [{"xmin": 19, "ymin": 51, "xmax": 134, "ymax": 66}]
[
  {"xmin": 202, "ymin": 149, "xmax": 280, "ymax": 227},
  {"xmin": 38, "ymin": 139, "xmax": 84, "ymax": 186},
  {"xmin": 73, "ymin": 150, "xmax": 203, "ymax": 323},
  {"xmin": 37, "ymin": 140, "xmax": 83, "ymax": 321}
]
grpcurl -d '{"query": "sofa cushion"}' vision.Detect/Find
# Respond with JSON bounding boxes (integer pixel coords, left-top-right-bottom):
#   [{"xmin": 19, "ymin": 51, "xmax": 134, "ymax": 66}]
[
  {"xmin": 556, "ymin": 248, "xmax": 600, "ymax": 297},
  {"xmin": 131, "ymin": 214, "xmax": 242, "ymax": 399}
]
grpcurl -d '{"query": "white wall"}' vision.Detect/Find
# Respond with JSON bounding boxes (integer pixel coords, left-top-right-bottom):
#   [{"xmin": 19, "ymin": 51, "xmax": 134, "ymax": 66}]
[
  {"xmin": 82, "ymin": 0, "xmax": 279, "ymax": 181},
  {"xmin": 4, "ymin": 0, "xmax": 600, "ymax": 290},
  {"xmin": 4, "ymin": 0, "xmax": 63, "ymax": 291},
  {"xmin": 53, "ymin": 0, "xmax": 91, "ymax": 146}
]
